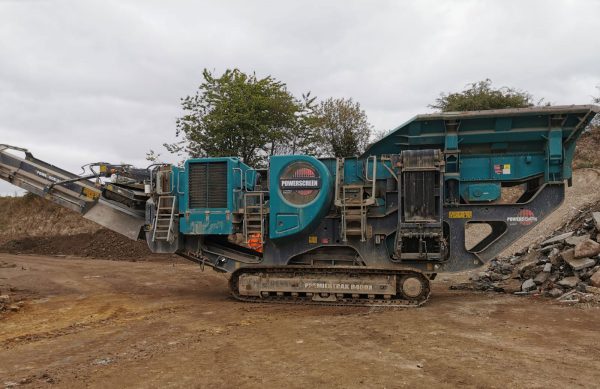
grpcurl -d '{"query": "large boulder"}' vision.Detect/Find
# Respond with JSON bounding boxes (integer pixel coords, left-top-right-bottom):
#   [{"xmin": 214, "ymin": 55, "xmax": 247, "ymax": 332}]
[
  {"xmin": 574, "ymin": 239, "xmax": 600, "ymax": 258},
  {"xmin": 557, "ymin": 276, "xmax": 579, "ymax": 289},
  {"xmin": 521, "ymin": 278, "xmax": 537, "ymax": 292},
  {"xmin": 592, "ymin": 212, "xmax": 600, "ymax": 231},
  {"xmin": 565, "ymin": 234, "xmax": 590, "ymax": 247},
  {"xmin": 590, "ymin": 270, "xmax": 600, "ymax": 288},
  {"xmin": 563, "ymin": 256, "xmax": 596, "ymax": 271}
]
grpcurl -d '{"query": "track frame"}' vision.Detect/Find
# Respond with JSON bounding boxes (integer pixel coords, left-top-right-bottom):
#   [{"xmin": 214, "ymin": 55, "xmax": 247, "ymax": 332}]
[{"xmin": 229, "ymin": 266, "xmax": 431, "ymax": 307}]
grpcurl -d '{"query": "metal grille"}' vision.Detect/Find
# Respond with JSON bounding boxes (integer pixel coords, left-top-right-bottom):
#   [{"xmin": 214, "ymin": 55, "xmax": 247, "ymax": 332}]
[
  {"xmin": 402, "ymin": 149, "xmax": 438, "ymax": 169},
  {"xmin": 188, "ymin": 162, "xmax": 228, "ymax": 208},
  {"xmin": 403, "ymin": 170, "xmax": 437, "ymax": 221}
]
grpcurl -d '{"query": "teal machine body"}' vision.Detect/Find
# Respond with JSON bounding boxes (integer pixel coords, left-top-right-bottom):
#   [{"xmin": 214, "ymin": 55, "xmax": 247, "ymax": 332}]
[
  {"xmin": 365, "ymin": 106, "xmax": 586, "ymax": 205},
  {"xmin": 268, "ymin": 155, "xmax": 333, "ymax": 240},
  {"xmin": 147, "ymin": 105, "xmax": 598, "ymax": 275},
  {"xmin": 175, "ymin": 157, "xmax": 255, "ymax": 235}
]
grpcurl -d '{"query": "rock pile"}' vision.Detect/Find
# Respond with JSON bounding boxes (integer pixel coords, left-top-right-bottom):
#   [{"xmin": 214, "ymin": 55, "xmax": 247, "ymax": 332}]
[{"xmin": 463, "ymin": 211, "xmax": 600, "ymax": 303}]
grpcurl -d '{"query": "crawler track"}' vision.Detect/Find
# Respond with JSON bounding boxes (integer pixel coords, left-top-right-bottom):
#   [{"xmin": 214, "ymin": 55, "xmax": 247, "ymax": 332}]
[{"xmin": 229, "ymin": 266, "xmax": 431, "ymax": 307}]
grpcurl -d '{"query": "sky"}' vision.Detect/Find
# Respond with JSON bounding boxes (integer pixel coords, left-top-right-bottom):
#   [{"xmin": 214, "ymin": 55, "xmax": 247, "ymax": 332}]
[{"xmin": 1, "ymin": 0, "xmax": 599, "ymax": 195}]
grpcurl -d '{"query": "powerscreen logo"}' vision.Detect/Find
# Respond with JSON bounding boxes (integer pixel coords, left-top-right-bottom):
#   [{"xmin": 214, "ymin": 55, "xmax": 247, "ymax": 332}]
[
  {"xmin": 279, "ymin": 161, "xmax": 321, "ymax": 205},
  {"xmin": 279, "ymin": 177, "xmax": 320, "ymax": 190},
  {"xmin": 507, "ymin": 209, "xmax": 538, "ymax": 226},
  {"xmin": 279, "ymin": 163, "xmax": 321, "ymax": 191}
]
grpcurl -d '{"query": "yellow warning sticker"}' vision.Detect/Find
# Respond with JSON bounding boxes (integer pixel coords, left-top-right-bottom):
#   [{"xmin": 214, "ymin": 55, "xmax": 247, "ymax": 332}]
[
  {"xmin": 449, "ymin": 211, "xmax": 472, "ymax": 219},
  {"xmin": 82, "ymin": 187, "xmax": 100, "ymax": 200},
  {"xmin": 308, "ymin": 236, "xmax": 318, "ymax": 244}
]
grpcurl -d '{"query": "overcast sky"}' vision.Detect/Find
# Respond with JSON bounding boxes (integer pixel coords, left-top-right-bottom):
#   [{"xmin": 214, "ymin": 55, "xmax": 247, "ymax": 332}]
[{"xmin": 1, "ymin": 0, "xmax": 599, "ymax": 195}]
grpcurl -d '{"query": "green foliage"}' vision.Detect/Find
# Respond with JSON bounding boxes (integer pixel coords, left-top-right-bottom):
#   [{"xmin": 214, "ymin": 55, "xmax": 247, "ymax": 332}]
[
  {"xmin": 170, "ymin": 69, "xmax": 313, "ymax": 167},
  {"xmin": 372, "ymin": 128, "xmax": 390, "ymax": 142},
  {"xmin": 145, "ymin": 149, "xmax": 163, "ymax": 163},
  {"xmin": 429, "ymin": 79, "xmax": 536, "ymax": 112},
  {"xmin": 313, "ymin": 98, "xmax": 372, "ymax": 157},
  {"xmin": 270, "ymin": 92, "xmax": 321, "ymax": 157},
  {"xmin": 168, "ymin": 69, "xmax": 375, "ymax": 164}
]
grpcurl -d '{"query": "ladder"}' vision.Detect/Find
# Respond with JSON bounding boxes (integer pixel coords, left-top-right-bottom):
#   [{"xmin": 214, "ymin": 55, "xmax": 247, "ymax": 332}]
[
  {"xmin": 340, "ymin": 185, "xmax": 368, "ymax": 242},
  {"xmin": 152, "ymin": 195, "xmax": 177, "ymax": 243},
  {"xmin": 243, "ymin": 192, "xmax": 265, "ymax": 243},
  {"xmin": 335, "ymin": 156, "xmax": 377, "ymax": 243}
]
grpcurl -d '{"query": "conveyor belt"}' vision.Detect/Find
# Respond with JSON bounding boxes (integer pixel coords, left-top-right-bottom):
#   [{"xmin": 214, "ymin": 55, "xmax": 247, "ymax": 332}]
[{"xmin": 0, "ymin": 144, "xmax": 145, "ymax": 240}]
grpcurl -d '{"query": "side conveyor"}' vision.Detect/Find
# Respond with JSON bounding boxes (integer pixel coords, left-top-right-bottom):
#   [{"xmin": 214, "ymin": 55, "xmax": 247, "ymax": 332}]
[{"xmin": 0, "ymin": 144, "xmax": 145, "ymax": 240}]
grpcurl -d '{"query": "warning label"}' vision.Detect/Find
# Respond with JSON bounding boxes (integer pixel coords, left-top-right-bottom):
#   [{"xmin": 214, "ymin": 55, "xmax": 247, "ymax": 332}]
[
  {"xmin": 449, "ymin": 211, "xmax": 473, "ymax": 219},
  {"xmin": 494, "ymin": 164, "xmax": 511, "ymax": 175}
]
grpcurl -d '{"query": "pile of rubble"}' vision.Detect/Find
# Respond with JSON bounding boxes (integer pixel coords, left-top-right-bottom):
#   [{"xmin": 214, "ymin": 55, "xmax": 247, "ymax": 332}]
[{"xmin": 462, "ymin": 211, "xmax": 600, "ymax": 304}]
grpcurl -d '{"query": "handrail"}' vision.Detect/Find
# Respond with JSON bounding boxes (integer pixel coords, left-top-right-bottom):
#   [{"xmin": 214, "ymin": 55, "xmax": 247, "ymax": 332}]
[
  {"xmin": 232, "ymin": 167, "xmax": 243, "ymax": 192},
  {"xmin": 244, "ymin": 169, "xmax": 255, "ymax": 191},
  {"xmin": 0, "ymin": 144, "xmax": 29, "ymax": 154},
  {"xmin": 365, "ymin": 155, "xmax": 377, "ymax": 182},
  {"xmin": 334, "ymin": 158, "xmax": 344, "ymax": 207},
  {"xmin": 364, "ymin": 156, "xmax": 377, "ymax": 205},
  {"xmin": 176, "ymin": 169, "xmax": 186, "ymax": 195}
]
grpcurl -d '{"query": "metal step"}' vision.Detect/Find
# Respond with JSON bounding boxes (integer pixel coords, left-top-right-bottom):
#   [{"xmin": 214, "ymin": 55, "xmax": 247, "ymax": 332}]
[
  {"xmin": 345, "ymin": 228, "xmax": 363, "ymax": 235},
  {"xmin": 339, "ymin": 183, "xmax": 369, "ymax": 242},
  {"xmin": 152, "ymin": 195, "xmax": 177, "ymax": 243},
  {"xmin": 344, "ymin": 214, "xmax": 364, "ymax": 221},
  {"xmin": 243, "ymin": 192, "xmax": 265, "ymax": 247}
]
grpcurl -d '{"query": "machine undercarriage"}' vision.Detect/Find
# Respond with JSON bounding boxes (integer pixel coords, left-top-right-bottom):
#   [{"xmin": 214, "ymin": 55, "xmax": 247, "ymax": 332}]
[{"xmin": 231, "ymin": 267, "xmax": 431, "ymax": 307}]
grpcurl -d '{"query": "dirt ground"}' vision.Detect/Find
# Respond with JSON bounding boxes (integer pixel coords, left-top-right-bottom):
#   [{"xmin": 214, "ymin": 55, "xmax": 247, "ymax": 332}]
[
  {"xmin": 1, "ymin": 254, "xmax": 600, "ymax": 388},
  {"xmin": 574, "ymin": 126, "xmax": 600, "ymax": 169}
]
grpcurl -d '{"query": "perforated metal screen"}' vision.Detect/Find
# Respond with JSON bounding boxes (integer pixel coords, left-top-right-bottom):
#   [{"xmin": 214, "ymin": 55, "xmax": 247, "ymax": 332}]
[{"xmin": 188, "ymin": 162, "xmax": 228, "ymax": 208}]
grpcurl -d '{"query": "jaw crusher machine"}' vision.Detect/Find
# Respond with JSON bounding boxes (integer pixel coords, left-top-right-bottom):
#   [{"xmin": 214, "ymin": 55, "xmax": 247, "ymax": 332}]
[{"xmin": 1, "ymin": 105, "xmax": 598, "ymax": 306}]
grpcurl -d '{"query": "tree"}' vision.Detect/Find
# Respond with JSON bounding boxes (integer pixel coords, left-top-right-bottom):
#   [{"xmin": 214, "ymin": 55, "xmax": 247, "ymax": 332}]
[
  {"xmin": 268, "ymin": 92, "xmax": 320, "ymax": 156},
  {"xmin": 429, "ymin": 79, "xmax": 537, "ymax": 112},
  {"xmin": 372, "ymin": 128, "xmax": 390, "ymax": 142},
  {"xmin": 169, "ymin": 69, "xmax": 310, "ymax": 167},
  {"xmin": 313, "ymin": 97, "xmax": 372, "ymax": 157},
  {"xmin": 145, "ymin": 149, "xmax": 163, "ymax": 163}
]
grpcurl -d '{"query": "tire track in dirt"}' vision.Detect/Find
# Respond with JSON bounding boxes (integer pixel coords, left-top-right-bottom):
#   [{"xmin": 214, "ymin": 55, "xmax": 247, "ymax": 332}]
[{"xmin": 0, "ymin": 305, "xmax": 191, "ymax": 350}]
